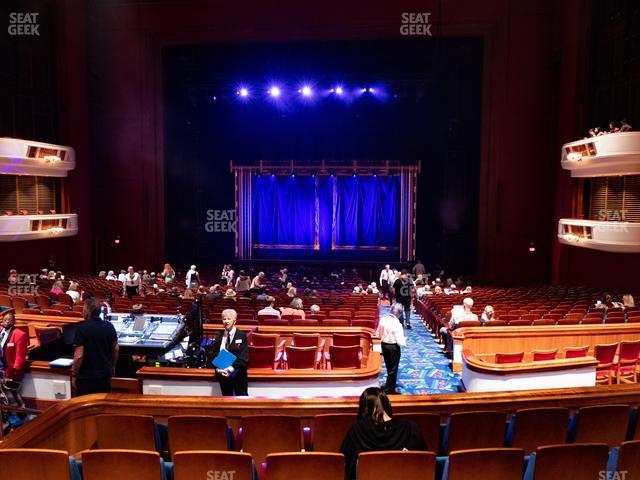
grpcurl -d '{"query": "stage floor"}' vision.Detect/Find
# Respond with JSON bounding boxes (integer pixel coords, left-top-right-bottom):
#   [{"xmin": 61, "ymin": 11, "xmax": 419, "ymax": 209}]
[{"xmin": 378, "ymin": 306, "xmax": 462, "ymax": 395}]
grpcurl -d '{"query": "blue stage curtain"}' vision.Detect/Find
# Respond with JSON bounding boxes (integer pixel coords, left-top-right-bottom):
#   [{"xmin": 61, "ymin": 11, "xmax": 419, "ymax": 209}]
[
  {"xmin": 334, "ymin": 176, "xmax": 398, "ymax": 248},
  {"xmin": 252, "ymin": 175, "xmax": 316, "ymax": 248}
]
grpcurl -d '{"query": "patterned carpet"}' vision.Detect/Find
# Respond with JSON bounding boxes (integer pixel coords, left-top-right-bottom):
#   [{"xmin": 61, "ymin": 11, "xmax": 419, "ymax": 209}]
[{"xmin": 378, "ymin": 306, "xmax": 462, "ymax": 395}]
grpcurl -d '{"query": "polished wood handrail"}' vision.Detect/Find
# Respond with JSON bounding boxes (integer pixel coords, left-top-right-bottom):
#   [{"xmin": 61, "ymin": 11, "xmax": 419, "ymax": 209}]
[
  {"xmin": 462, "ymin": 348, "xmax": 598, "ymax": 375},
  {"xmin": 5, "ymin": 385, "xmax": 640, "ymax": 452}
]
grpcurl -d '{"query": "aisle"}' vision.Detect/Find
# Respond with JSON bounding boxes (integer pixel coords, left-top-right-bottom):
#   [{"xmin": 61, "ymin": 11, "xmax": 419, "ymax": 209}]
[{"xmin": 378, "ymin": 306, "xmax": 461, "ymax": 395}]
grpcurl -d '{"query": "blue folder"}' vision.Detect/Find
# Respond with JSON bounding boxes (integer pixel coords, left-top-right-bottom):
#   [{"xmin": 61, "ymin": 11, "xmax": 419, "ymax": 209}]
[{"xmin": 212, "ymin": 349, "xmax": 237, "ymax": 370}]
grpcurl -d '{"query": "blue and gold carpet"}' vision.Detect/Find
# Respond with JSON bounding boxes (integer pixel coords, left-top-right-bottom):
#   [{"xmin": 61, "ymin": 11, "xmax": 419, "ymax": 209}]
[{"xmin": 378, "ymin": 306, "xmax": 462, "ymax": 395}]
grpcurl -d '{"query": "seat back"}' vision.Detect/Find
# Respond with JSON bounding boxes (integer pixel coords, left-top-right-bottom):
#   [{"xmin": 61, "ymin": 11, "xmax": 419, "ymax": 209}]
[
  {"xmin": 618, "ymin": 341, "xmax": 640, "ymax": 364},
  {"xmin": 394, "ymin": 413, "xmax": 441, "ymax": 454},
  {"xmin": 81, "ymin": 449, "xmax": 161, "ymax": 480},
  {"xmin": 265, "ymin": 452, "xmax": 344, "ymax": 480},
  {"xmin": 332, "ymin": 334, "xmax": 361, "ymax": 347},
  {"xmin": 457, "ymin": 320, "xmax": 481, "ymax": 328},
  {"xmin": 312, "ymin": 414, "xmax": 355, "ymax": 452},
  {"xmin": 564, "ymin": 345, "xmax": 589, "ymax": 358},
  {"xmin": 291, "ymin": 319, "xmax": 320, "ymax": 327},
  {"xmin": 173, "ymin": 451, "xmax": 254, "ymax": 480},
  {"xmin": 510, "ymin": 408, "xmax": 569, "ymax": 453},
  {"xmin": 168, "ymin": 415, "xmax": 229, "ymax": 458},
  {"xmin": 248, "ymin": 345, "xmax": 277, "ymax": 369},
  {"xmin": 357, "ymin": 451, "xmax": 436, "ymax": 480},
  {"xmin": 573, "ymin": 405, "xmax": 630, "ymax": 447},
  {"xmin": 322, "ymin": 319, "xmax": 349, "ymax": 327},
  {"xmin": 447, "ymin": 411, "xmax": 506, "ymax": 452},
  {"xmin": 485, "ymin": 320, "xmax": 507, "ymax": 327},
  {"xmin": 616, "ymin": 440, "xmax": 640, "ymax": 478},
  {"xmin": 532, "ymin": 443, "xmax": 609, "ymax": 480},
  {"xmin": 0, "ymin": 449, "xmax": 71, "ymax": 480},
  {"xmin": 292, "ymin": 333, "xmax": 321, "ymax": 348},
  {"xmin": 594, "ymin": 342, "xmax": 619, "ymax": 366},
  {"xmin": 262, "ymin": 318, "xmax": 290, "ymax": 327},
  {"xmin": 286, "ymin": 345, "xmax": 317, "ymax": 369},
  {"xmin": 329, "ymin": 345, "xmax": 361, "ymax": 369},
  {"xmin": 96, "ymin": 414, "xmax": 157, "ymax": 451},
  {"xmin": 239, "ymin": 415, "xmax": 302, "ymax": 470},
  {"xmin": 249, "ymin": 333, "xmax": 279, "ymax": 347},
  {"xmin": 447, "ymin": 448, "xmax": 524, "ymax": 480},
  {"xmin": 532, "ymin": 349, "xmax": 558, "ymax": 361},
  {"xmin": 495, "ymin": 352, "xmax": 524, "ymax": 364}
]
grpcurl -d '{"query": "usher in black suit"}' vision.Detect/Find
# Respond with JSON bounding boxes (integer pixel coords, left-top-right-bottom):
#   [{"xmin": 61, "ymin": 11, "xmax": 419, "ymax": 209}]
[{"xmin": 212, "ymin": 328, "xmax": 249, "ymax": 396}]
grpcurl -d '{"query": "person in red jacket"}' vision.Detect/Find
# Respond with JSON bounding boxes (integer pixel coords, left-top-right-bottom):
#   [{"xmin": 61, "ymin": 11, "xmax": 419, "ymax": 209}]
[{"xmin": 0, "ymin": 309, "xmax": 29, "ymax": 382}]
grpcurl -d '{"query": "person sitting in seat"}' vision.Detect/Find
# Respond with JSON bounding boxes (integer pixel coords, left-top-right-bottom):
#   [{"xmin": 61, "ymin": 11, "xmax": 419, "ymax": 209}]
[
  {"xmin": 66, "ymin": 281, "xmax": 82, "ymax": 304},
  {"xmin": 280, "ymin": 297, "xmax": 305, "ymax": 320},
  {"xmin": 235, "ymin": 271, "xmax": 251, "ymax": 296},
  {"xmin": 439, "ymin": 298, "xmax": 477, "ymax": 354},
  {"xmin": 623, "ymin": 294, "xmax": 635, "ymax": 309},
  {"xmin": 258, "ymin": 296, "xmax": 280, "ymax": 318},
  {"xmin": 340, "ymin": 387, "xmax": 426, "ymax": 480},
  {"xmin": 105, "ymin": 270, "xmax": 118, "ymax": 281},
  {"xmin": 255, "ymin": 288, "xmax": 269, "ymax": 301},
  {"xmin": 0, "ymin": 309, "xmax": 28, "ymax": 409},
  {"xmin": 310, "ymin": 304, "xmax": 321, "ymax": 314},
  {"xmin": 206, "ymin": 285, "xmax": 222, "ymax": 299},
  {"xmin": 50, "ymin": 279, "xmax": 64, "ymax": 295},
  {"xmin": 480, "ymin": 305, "xmax": 495, "ymax": 324},
  {"xmin": 286, "ymin": 282, "xmax": 297, "ymax": 298}
]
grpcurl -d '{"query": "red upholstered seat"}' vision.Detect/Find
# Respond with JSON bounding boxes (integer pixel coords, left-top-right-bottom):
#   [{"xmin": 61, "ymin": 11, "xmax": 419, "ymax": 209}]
[
  {"xmin": 327, "ymin": 345, "xmax": 361, "ymax": 369},
  {"xmin": 495, "ymin": 352, "xmax": 524, "ymax": 364},
  {"xmin": 615, "ymin": 340, "xmax": 640, "ymax": 383},
  {"xmin": 594, "ymin": 342, "xmax": 618, "ymax": 385}
]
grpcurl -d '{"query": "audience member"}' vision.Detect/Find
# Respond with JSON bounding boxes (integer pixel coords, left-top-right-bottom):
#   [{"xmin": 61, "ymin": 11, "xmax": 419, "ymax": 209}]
[
  {"xmin": 286, "ymin": 282, "xmax": 297, "ymax": 298},
  {"xmin": 281, "ymin": 297, "xmax": 305, "ymax": 319},
  {"xmin": 623, "ymin": 294, "xmax": 635, "ymax": 309},
  {"xmin": 105, "ymin": 270, "xmax": 118, "ymax": 281},
  {"xmin": 117, "ymin": 269, "xmax": 126, "ymax": 283},
  {"xmin": 185, "ymin": 265, "xmax": 201, "ymax": 288},
  {"xmin": 480, "ymin": 305, "xmax": 495, "ymax": 324},
  {"xmin": 0, "ymin": 308, "xmax": 28, "ymax": 409},
  {"xmin": 66, "ymin": 281, "xmax": 82, "ymax": 304},
  {"xmin": 98, "ymin": 270, "xmax": 106, "ymax": 279},
  {"xmin": 250, "ymin": 272, "xmax": 266, "ymax": 291},
  {"xmin": 50, "ymin": 279, "xmax": 64, "ymax": 295},
  {"xmin": 235, "ymin": 271, "xmax": 251, "ymax": 295},
  {"xmin": 392, "ymin": 270, "xmax": 413, "ymax": 329},
  {"xmin": 206, "ymin": 285, "xmax": 222, "ymax": 299},
  {"xmin": 412, "ymin": 260, "xmax": 426, "ymax": 277},
  {"xmin": 255, "ymin": 288, "xmax": 269, "ymax": 301},
  {"xmin": 340, "ymin": 387, "xmax": 426, "ymax": 480},
  {"xmin": 620, "ymin": 118, "xmax": 632, "ymax": 131},
  {"xmin": 379, "ymin": 264, "xmax": 394, "ymax": 298},
  {"xmin": 258, "ymin": 296, "xmax": 280, "ymax": 318},
  {"xmin": 310, "ymin": 304, "xmax": 321, "ymax": 314},
  {"xmin": 162, "ymin": 263, "xmax": 176, "ymax": 284},
  {"xmin": 122, "ymin": 266, "xmax": 142, "ymax": 299}
]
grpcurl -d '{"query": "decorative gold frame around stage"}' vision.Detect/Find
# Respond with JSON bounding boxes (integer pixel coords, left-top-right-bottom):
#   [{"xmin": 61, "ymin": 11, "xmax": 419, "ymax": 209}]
[{"xmin": 231, "ymin": 160, "xmax": 419, "ymax": 260}]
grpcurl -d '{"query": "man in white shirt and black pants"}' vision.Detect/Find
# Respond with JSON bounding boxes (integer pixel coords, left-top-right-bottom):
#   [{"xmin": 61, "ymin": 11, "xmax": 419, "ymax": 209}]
[{"xmin": 376, "ymin": 303, "xmax": 407, "ymax": 395}]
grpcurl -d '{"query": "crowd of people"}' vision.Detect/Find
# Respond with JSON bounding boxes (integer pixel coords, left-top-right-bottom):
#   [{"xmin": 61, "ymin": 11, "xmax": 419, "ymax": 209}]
[{"xmin": 586, "ymin": 118, "xmax": 633, "ymax": 137}]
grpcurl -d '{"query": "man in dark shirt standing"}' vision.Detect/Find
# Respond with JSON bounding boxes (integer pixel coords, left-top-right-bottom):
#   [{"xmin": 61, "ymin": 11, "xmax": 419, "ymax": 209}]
[
  {"xmin": 392, "ymin": 270, "xmax": 414, "ymax": 329},
  {"xmin": 72, "ymin": 297, "xmax": 119, "ymax": 396}
]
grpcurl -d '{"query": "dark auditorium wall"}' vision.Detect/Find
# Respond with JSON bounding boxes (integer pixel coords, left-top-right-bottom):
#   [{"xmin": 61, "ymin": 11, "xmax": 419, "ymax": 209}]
[
  {"xmin": 84, "ymin": 0, "xmax": 569, "ymax": 285},
  {"xmin": 552, "ymin": 0, "xmax": 640, "ymax": 289},
  {"xmin": 0, "ymin": 0, "xmax": 91, "ymax": 274}
]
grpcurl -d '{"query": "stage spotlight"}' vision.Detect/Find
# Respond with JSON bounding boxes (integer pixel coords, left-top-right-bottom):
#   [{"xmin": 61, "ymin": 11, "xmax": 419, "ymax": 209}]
[
  {"xmin": 238, "ymin": 87, "xmax": 249, "ymax": 97},
  {"xmin": 269, "ymin": 86, "xmax": 281, "ymax": 98},
  {"xmin": 361, "ymin": 87, "xmax": 367, "ymax": 93},
  {"xmin": 368, "ymin": 87, "xmax": 375, "ymax": 93},
  {"xmin": 300, "ymin": 85, "xmax": 312, "ymax": 97}
]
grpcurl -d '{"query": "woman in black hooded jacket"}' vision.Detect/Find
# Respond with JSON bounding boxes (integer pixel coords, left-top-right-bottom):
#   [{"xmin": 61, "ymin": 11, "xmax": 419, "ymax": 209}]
[{"xmin": 340, "ymin": 387, "xmax": 427, "ymax": 480}]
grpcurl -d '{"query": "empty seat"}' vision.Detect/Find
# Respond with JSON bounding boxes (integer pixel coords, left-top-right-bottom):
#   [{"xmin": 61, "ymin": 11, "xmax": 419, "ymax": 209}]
[
  {"xmin": 594, "ymin": 342, "xmax": 618, "ymax": 385},
  {"xmin": 95, "ymin": 414, "xmax": 158, "ymax": 451},
  {"xmin": 495, "ymin": 352, "xmax": 524, "ymax": 363},
  {"xmin": 357, "ymin": 451, "xmax": 436, "ymax": 480},
  {"xmin": 394, "ymin": 413, "xmax": 441, "ymax": 454},
  {"xmin": 284, "ymin": 345, "xmax": 321, "ymax": 369},
  {"xmin": 311, "ymin": 414, "xmax": 356, "ymax": 452},
  {"xmin": 508, "ymin": 319, "xmax": 532, "ymax": 326},
  {"xmin": 532, "ymin": 319, "xmax": 556, "ymax": 326},
  {"xmin": 327, "ymin": 345, "xmax": 361, "ymax": 369},
  {"xmin": 446, "ymin": 448, "xmax": 525, "ymax": 480},
  {"xmin": 322, "ymin": 319, "xmax": 349, "ymax": 327},
  {"xmin": 509, "ymin": 408, "xmax": 569, "ymax": 453},
  {"xmin": 173, "ymin": 451, "xmax": 254, "ymax": 480},
  {"xmin": 609, "ymin": 440, "xmax": 640, "ymax": 479},
  {"xmin": 248, "ymin": 345, "xmax": 281, "ymax": 369},
  {"xmin": 81, "ymin": 449, "xmax": 162, "ymax": 480},
  {"xmin": 0, "ymin": 449, "xmax": 72, "ymax": 480},
  {"xmin": 564, "ymin": 345, "xmax": 589, "ymax": 358},
  {"xmin": 239, "ymin": 415, "xmax": 302, "ymax": 476},
  {"xmin": 265, "ymin": 452, "xmax": 344, "ymax": 480},
  {"xmin": 571, "ymin": 405, "xmax": 631, "ymax": 447},
  {"xmin": 615, "ymin": 340, "xmax": 640, "ymax": 383},
  {"xmin": 524, "ymin": 443, "xmax": 609, "ymax": 480},
  {"xmin": 168, "ymin": 415, "xmax": 229, "ymax": 457},
  {"xmin": 249, "ymin": 333, "xmax": 281, "ymax": 347},
  {"xmin": 532, "ymin": 349, "xmax": 558, "ymax": 361},
  {"xmin": 446, "ymin": 411, "xmax": 507, "ymax": 452}
]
